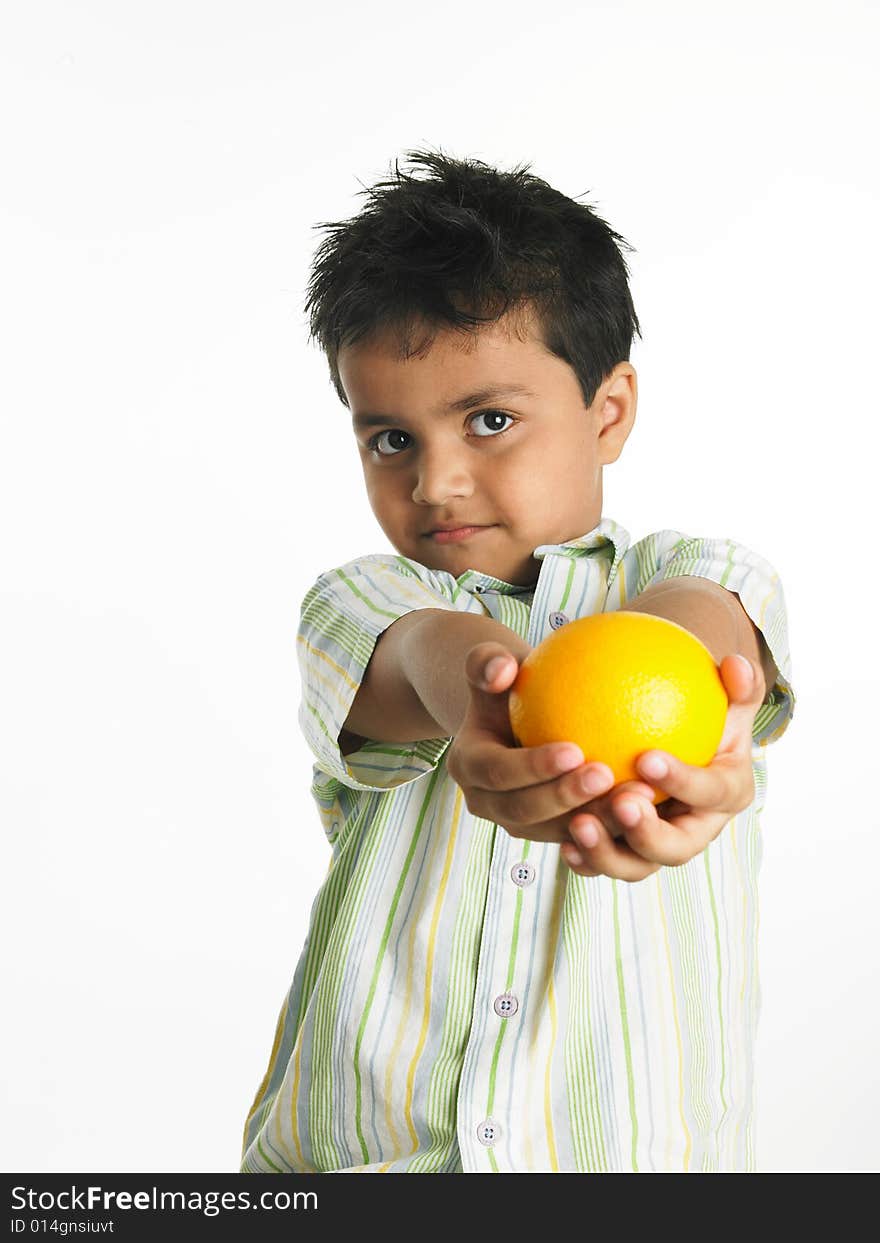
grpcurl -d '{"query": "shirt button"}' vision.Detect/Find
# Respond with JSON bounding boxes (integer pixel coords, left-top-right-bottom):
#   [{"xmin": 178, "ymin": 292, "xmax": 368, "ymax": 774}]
[
  {"xmin": 494, "ymin": 992, "xmax": 519, "ymax": 1018},
  {"xmin": 474, "ymin": 584, "xmax": 485, "ymax": 593},
  {"xmin": 510, "ymin": 861, "xmax": 535, "ymax": 887},
  {"xmin": 549, "ymin": 610, "xmax": 569, "ymax": 629},
  {"xmin": 477, "ymin": 1119, "xmax": 501, "ymax": 1146}
]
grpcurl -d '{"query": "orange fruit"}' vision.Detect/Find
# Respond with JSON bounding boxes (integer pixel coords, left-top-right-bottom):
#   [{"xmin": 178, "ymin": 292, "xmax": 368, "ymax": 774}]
[{"xmin": 508, "ymin": 611, "xmax": 728, "ymax": 804}]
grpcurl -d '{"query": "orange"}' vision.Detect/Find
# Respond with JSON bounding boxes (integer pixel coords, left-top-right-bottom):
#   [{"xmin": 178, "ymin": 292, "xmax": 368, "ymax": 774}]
[{"xmin": 508, "ymin": 611, "xmax": 728, "ymax": 804}]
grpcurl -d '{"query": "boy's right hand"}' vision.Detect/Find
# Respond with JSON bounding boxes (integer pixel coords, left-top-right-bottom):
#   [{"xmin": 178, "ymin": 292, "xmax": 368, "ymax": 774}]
[{"xmin": 445, "ymin": 642, "xmax": 657, "ymax": 846}]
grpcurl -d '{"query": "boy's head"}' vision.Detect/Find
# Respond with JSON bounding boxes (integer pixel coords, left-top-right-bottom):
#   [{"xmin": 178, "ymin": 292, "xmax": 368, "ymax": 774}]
[{"xmin": 306, "ymin": 149, "xmax": 641, "ymax": 586}]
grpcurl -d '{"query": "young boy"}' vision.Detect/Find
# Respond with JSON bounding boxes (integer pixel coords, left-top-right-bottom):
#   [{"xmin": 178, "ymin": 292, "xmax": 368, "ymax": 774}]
[{"xmin": 240, "ymin": 150, "xmax": 794, "ymax": 1174}]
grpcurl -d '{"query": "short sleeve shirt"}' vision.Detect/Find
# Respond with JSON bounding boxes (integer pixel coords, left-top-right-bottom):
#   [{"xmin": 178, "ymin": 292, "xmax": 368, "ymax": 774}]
[{"xmin": 240, "ymin": 516, "xmax": 795, "ymax": 1174}]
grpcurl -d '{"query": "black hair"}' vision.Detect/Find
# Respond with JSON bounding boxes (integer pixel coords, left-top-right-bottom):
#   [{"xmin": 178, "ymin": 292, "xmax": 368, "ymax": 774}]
[{"xmin": 304, "ymin": 147, "xmax": 641, "ymax": 411}]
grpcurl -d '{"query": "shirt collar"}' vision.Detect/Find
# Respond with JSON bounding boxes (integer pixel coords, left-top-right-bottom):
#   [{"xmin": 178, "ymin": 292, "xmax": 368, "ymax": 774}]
[{"xmin": 455, "ymin": 516, "xmax": 631, "ymax": 597}]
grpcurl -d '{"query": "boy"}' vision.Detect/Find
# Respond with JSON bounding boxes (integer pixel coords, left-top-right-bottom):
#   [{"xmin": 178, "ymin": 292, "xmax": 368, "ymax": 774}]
[{"xmin": 240, "ymin": 150, "xmax": 794, "ymax": 1174}]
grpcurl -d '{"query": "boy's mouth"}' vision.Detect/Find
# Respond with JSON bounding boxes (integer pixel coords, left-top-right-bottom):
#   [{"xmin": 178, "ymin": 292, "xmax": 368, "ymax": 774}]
[{"xmin": 425, "ymin": 524, "xmax": 495, "ymax": 544}]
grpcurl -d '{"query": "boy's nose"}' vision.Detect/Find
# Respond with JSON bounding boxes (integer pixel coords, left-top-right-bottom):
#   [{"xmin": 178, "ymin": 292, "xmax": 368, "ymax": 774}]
[{"xmin": 411, "ymin": 450, "xmax": 474, "ymax": 506}]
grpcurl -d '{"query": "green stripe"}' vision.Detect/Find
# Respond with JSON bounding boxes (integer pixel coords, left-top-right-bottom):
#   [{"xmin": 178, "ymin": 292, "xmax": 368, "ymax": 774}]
[
  {"xmin": 704, "ymin": 847, "xmax": 729, "ymax": 1157},
  {"xmin": 612, "ymin": 879, "xmax": 639, "ymax": 1170},
  {"xmin": 304, "ymin": 594, "xmax": 380, "ymax": 664},
  {"xmin": 337, "ymin": 567, "xmax": 415, "ymax": 621},
  {"xmin": 485, "ymin": 881, "xmax": 525, "ymax": 1115},
  {"xmin": 720, "ymin": 540, "xmax": 736, "ymax": 588},
  {"xmin": 558, "ymin": 556, "xmax": 576, "ymax": 611},
  {"xmin": 564, "ymin": 880, "xmax": 608, "ymax": 1171},
  {"xmin": 352, "ymin": 765, "xmax": 444, "ymax": 1163},
  {"xmin": 310, "ymin": 794, "xmax": 393, "ymax": 1169},
  {"xmin": 666, "ymin": 867, "xmax": 713, "ymax": 1142},
  {"xmin": 413, "ymin": 812, "xmax": 496, "ymax": 1173},
  {"xmin": 256, "ymin": 1136, "xmax": 284, "ymax": 1173}
]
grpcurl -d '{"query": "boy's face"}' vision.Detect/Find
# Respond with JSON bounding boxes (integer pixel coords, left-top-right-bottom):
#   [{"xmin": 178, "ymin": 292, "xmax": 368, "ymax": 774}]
[{"xmin": 338, "ymin": 305, "xmax": 637, "ymax": 586}]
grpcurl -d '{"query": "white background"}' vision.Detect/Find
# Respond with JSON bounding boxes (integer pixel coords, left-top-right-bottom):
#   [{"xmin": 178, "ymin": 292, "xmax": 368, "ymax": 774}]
[{"xmin": 2, "ymin": 1, "xmax": 877, "ymax": 1174}]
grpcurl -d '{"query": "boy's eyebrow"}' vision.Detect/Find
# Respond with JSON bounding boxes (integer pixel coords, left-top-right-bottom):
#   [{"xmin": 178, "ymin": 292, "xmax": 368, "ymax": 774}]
[{"xmin": 351, "ymin": 383, "xmax": 536, "ymax": 428}]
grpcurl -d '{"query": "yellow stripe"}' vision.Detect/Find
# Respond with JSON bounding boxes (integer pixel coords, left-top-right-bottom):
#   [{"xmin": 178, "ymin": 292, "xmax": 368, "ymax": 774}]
[
  {"xmin": 405, "ymin": 784, "xmax": 463, "ymax": 1136},
  {"xmin": 376, "ymin": 781, "xmax": 462, "ymax": 1171},
  {"xmin": 544, "ymin": 976, "xmax": 561, "ymax": 1171},
  {"xmin": 725, "ymin": 814, "xmax": 746, "ymax": 1159},
  {"xmin": 244, "ymin": 855, "xmax": 336, "ymax": 1170},
  {"xmin": 382, "ymin": 957, "xmax": 413, "ymax": 1156},
  {"xmin": 750, "ymin": 809, "xmax": 761, "ymax": 1169},
  {"xmin": 241, "ymin": 994, "xmax": 288, "ymax": 1158},
  {"xmin": 380, "ymin": 786, "xmax": 446, "ymax": 1155},
  {"xmin": 371, "ymin": 563, "xmax": 455, "ymax": 615},
  {"xmin": 286, "ymin": 1028, "xmax": 309, "ymax": 1168},
  {"xmin": 651, "ymin": 876, "xmax": 674, "ymax": 1171},
  {"xmin": 723, "ymin": 813, "xmax": 751, "ymax": 1167},
  {"xmin": 758, "ymin": 575, "xmax": 777, "ymax": 630},
  {"xmin": 729, "ymin": 817, "xmax": 746, "ymax": 1006},
  {"xmin": 260, "ymin": 1033, "xmax": 315, "ymax": 1172},
  {"xmin": 533, "ymin": 866, "xmax": 565, "ymax": 1171},
  {"xmin": 296, "ymin": 632, "xmax": 359, "ymax": 691},
  {"xmin": 657, "ymin": 878, "xmax": 692, "ymax": 1170}
]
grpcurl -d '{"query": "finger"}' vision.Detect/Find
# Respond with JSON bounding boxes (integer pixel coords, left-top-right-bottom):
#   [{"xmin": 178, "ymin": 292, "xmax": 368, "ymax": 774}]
[
  {"xmin": 572, "ymin": 779, "xmax": 658, "ymax": 838},
  {"xmin": 460, "ymin": 642, "xmax": 527, "ymax": 740},
  {"xmin": 631, "ymin": 745, "xmax": 750, "ymax": 815},
  {"xmin": 598, "ymin": 795, "xmax": 728, "ymax": 867},
  {"xmin": 719, "ymin": 654, "xmax": 764, "ymax": 707},
  {"xmin": 468, "ymin": 759, "xmax": 617, "ymax": 830},
  {"xmin": 498, "ymin": 818, "xmax": 592, "ymax": 846},
  {"xmin": 562, "ymin": 815, "xmax": 662, "ymax": 882},
  {"xmin": 715, "ymin": 655, "xmax": 769, "ymax": 756},
  {"xmin": 488, "ymin": 778, "xmax": 622, "ymax": 845},
  {"xmin": 454, "ymin": 732, "xmax": 590, "ymax": 796}
]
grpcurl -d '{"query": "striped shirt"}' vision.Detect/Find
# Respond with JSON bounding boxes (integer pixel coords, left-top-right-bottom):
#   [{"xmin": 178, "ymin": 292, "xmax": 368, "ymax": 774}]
[{"xmin": 240, "ymin": 516, "xmax": 795, "ymax": 1173}]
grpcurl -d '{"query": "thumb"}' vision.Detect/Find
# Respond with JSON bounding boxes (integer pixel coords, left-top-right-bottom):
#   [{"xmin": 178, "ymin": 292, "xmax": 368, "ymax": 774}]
[
  {"xmin": 464, "ymin": 642, "xmax": 521, "ymax": 693},
  {"xmin": 461, "ymin": 642, "xmax": 524, "ymax": 739},
  {"xmin": 720, "ymin": 653, "xmax": 765, "ymax": 707}
]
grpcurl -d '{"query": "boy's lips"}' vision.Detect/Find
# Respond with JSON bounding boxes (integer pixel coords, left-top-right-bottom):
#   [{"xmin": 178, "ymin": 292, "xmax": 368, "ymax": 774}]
[{"xmin": 425, "ymin": 524, "xmax": 495, "ymax": 544}]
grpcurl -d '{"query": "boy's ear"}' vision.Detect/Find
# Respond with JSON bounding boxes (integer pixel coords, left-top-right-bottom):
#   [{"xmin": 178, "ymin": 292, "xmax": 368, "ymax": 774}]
[{"xmin": 595, "ymin": 364, "xmax": 637, "ymax": 465}]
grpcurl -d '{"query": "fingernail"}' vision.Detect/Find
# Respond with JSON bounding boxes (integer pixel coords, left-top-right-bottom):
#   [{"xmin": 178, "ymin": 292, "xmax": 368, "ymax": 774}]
[
  {"xmin": 733, "ymin": 654, "xmax": 753, "ymax": 679},
  {"xmin": 580, "ymin": 768, "xmax": 608, "ymax": 795},
  {"xmin": 561, "ymin": 844, "xmax": 583, "ymax": 866},
  {"xmin": 554, "ymin": 746, "xmax": 584, "ymax": 773},
  {"xmin": 484, "ymin": 656, "xmax": 507, "ymax": 684},
  {"xmin": 616, "ymin": 799, "xmax": 641, "ymax": 827},
  {"xmin": 578, "ymin": 821, "xmax": 599, "ymax": 848},
  {"xmin": 639, "ymin": 754, "xmax": 668, "ymax": 779}
]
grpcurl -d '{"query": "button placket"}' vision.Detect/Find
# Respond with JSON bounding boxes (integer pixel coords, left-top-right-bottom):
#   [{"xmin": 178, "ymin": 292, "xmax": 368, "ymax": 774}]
[{"xmin": 458, "ymin": 547, "xmax": 622, "ymax": 1170}]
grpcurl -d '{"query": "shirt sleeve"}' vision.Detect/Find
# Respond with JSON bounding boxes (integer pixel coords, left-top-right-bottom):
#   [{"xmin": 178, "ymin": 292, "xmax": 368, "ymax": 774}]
[
  {"xmin": 296, "ymin": 554, "xmax": 461, "ymax": 791},
  {"xmin": 620, "ymin": 531, "xmax": 795, "ymax": 746}
]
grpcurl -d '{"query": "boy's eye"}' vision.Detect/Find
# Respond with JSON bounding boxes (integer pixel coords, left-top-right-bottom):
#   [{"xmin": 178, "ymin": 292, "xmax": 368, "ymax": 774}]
[
  {"xmin": 470, "ymin": 410, "xmax": 514, "ymax": 437},
  {"xmin": 371, "ymin": 429, "xmax": 412, "ymax": 456}
]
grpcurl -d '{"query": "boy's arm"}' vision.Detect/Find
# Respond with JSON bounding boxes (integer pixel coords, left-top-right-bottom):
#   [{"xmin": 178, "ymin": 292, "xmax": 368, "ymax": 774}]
[
  {"xmin": 340, "ymin": 608, "xmax": 532, "ymax": 748},
  {"xmin": 620, "ymin": 576, "xmax": 779, "ymax": 698}
]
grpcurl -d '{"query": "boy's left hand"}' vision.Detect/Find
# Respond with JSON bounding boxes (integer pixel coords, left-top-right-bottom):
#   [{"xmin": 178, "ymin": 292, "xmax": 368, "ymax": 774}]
[{"xmin": 562, "ymin": 654, "xmax": 766, "ymax": 882}]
